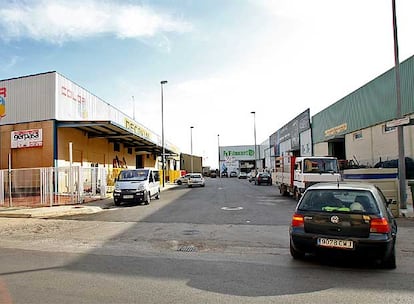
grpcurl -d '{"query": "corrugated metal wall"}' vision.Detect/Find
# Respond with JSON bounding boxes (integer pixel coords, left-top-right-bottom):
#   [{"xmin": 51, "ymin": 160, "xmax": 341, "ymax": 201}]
[
  {"xmin": 312, "ymin": 55, "xmax": 414, "ymax": 143},
  {"xmin": 0, "ymin": 72, "xmax": 56, "ymax": 124}
]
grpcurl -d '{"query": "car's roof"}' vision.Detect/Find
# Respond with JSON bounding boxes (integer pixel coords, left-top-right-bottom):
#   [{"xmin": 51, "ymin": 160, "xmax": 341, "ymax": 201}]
[{"xmin": 307, "ymin": 182, "xmax": 378, "ymax": 191}]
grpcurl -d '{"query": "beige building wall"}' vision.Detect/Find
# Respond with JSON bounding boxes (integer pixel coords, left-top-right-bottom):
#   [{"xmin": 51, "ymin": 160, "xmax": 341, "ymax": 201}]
[
  {"xmin": 181, "ymin": 153, "xmax": 202, "ymax": 173},
  {"xmin": 0, "ymin": 121, "xmax": 54, "ymax": 169},
  {"xmin": 313, "ymin": 142, "xmax": 329, "ymax": 156},
  {"xmin": 345, "ymin": 117, "xmax": 414, "ymax": 167}
]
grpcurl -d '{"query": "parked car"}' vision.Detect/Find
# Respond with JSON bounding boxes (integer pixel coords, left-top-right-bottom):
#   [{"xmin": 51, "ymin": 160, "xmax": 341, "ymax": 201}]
[
  {"xmin": 221, "ymin": 171, "xmax": 228, "ymax": 178},
  {"xmin": 255, "ymin": 172, "xmax": 272, "ymax": 185},
  {"xmin": 238, "ymin": 172, "xmax": 248, "ymax": 179},
  {"xmin": 289, "ymin": 182, "xmax": 397, "ymax": 269},
  {"xmin": 187, "ymin": 173, "xmax": 205, "ymax": 188},
  {"xmin": 113, "ymin": 168, "xmax": 160, "ymax": 206},
  {"xmin": 374, "ymin": 157, "xmax": 414, "ymax": 179},
  {"xmin": 175, "ymin": 173, "xmax": 191, "ymax": 185},
  {"xmin": 210, "ymin": 171, "xmax": 217, "ymax": 178},
  {"xmin": 230, "ymin": 171, "xmax": 238, "ymax": 178}
]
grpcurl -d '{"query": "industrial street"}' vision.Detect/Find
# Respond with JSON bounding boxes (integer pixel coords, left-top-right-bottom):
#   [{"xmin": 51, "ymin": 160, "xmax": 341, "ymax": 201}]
[{"xmin": 1, "ymin": 178, "xmax": 414, "ymax": 303}]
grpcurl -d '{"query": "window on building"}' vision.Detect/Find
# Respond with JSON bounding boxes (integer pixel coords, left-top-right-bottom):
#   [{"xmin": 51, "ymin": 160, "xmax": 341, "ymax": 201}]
[
  {"xmin": 384, "ymin": 125, "xmax": 396, "ymax": 133},
  {"xmin": 353, "ymin": 131, "xmax": 363, "ymax": 140},
  {"xmin": 114, "ymin": 142, "xmax": 120, "ymax": 152}
]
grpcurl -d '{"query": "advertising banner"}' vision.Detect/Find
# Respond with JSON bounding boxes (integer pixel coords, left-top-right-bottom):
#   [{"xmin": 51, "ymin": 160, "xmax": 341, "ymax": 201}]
[{"xmin": 11, "ymin": 129, "xmax": 43, "ymax": 148}]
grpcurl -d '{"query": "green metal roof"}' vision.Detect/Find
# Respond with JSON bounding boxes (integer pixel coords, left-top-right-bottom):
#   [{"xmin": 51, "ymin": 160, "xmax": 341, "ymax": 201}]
[{"xmin": 312, "ymin": 55, "xmax": 414, "ymax": 143}]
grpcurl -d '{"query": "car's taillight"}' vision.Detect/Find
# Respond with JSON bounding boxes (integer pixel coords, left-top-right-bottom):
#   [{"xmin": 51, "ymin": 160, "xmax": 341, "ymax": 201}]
[
  {"xmin": 291, "ymin": 213, "xmax": 304, "ymax": 227},
  {"xmin": 370, "ymin": 217, "xmax": 390, "ymax": 233}
]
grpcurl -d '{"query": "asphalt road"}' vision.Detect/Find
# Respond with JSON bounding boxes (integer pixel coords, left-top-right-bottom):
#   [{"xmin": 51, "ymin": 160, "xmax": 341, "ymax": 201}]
[
  {"xmin": 1, "ymin": 177, "xmax": 414, "ymax": 303},
  {"xmin": 74, "ymin": 176, "xmax": 296, "ymax": 225}
]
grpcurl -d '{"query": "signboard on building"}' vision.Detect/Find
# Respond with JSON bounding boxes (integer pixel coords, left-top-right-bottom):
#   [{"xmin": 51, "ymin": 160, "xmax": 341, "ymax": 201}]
[
  {"xmin": 386, "ymin": 117, "xmax": 410, "ymax": 128},
  {"xmin": 276, "ymin": 108, "xmax": 310, "ymax": 152},
  {"xmin": 11, "ymin": 129, "xmax": 43, "ymax": 148},
  {"xmin": 300, "ymin": 129, "xmax": 312, "ymax": 156},
  {"xmin": 220, "ymin": 146, "xmax": 255, "ymax": 161}
]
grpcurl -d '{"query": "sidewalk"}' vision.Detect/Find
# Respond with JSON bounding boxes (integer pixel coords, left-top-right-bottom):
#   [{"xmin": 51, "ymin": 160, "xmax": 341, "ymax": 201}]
[{"xmin": 0, "ymin": 183, "xmax": 177, "ymax": 219}]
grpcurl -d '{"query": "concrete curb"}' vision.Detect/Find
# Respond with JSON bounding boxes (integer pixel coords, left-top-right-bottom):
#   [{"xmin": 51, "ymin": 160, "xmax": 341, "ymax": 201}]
[
  {"xmin": 0, "ymin": 183, "xmax": 178, "ymax": 219},
  {"xmin": 0, "ymin": 205, "xmax": 103, "ymax": 219}
]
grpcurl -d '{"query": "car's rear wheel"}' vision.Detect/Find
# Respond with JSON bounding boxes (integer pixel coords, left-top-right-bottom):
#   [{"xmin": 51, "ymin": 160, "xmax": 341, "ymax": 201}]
[
  {"xmin": 280, "ymin": 185, "xmax": 288, "ymax": 196},
  {"xmin": 114, "ymin": 200, "xmax": 120, "ymax": 206},
  {"xmin": 155, "ymin": 189, "xmax": 160, "ymax": 199},
  {"xmin": 290, "ymin": 240, "xmax": 305, "ymax": 260},
  {"xmin": 381, "ymin": 242, "xmax": 396, "ymax": 269}
]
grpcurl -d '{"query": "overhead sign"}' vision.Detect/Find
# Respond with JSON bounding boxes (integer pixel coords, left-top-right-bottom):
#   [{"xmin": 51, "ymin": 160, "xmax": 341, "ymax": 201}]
[
  {"xmin": 386, "ymin": 117, "xmax": 410, "ymax": 128},
  {"xmin": 11, "ymin": 129, "xmax": 43, "ymax": 148}
]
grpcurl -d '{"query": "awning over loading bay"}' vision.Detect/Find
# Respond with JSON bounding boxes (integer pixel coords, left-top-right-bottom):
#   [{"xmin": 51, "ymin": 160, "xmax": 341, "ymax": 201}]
[{"xmin": 57, "ymin": 120, "xmax": 177, "ymax": 156}]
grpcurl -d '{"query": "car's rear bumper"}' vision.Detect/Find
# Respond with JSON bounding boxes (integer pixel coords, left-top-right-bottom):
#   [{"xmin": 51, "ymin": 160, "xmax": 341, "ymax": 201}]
[{"xmin": 290, "ymin": 229, "xmax": 395, "ymax": 260}]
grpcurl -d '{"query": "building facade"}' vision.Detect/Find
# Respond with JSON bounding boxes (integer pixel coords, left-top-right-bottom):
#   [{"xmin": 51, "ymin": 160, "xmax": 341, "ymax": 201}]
[{"xmin": 0, "ymin": 72, "xmax": 181, "ymax": 206}]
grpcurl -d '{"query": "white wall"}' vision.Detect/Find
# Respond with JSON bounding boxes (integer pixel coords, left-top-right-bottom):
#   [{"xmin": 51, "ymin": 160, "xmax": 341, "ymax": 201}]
[{"xmin": 345, "ymin": 116, "xmax": 414, "ymax": 166}]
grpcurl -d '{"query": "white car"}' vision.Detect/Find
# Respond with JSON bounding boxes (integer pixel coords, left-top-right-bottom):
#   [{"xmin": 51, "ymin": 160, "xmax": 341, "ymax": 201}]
[
  {"xmin": 187, "ymin": 173, "xmax": 205, "ymax": 188},
  {"xmin": 175, "ymin": 174, "xmax": 191, "ymax": 185},
  {"xmin": 238, "ymin": 172, "xmax": 248, "ymax": 179}
]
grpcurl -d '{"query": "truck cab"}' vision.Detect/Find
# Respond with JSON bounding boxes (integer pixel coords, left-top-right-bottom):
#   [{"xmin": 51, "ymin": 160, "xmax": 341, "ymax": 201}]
[
  {"xmin": 274, "ymin": 156, "xmax": 341, "ymax": 200},
  {"xmin": 293, "ymin": 157, "xmax": 341, "ymax": 193}
]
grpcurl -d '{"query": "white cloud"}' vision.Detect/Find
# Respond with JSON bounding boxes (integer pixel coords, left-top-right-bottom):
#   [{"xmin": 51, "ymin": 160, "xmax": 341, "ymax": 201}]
[
  {"xmin": 1, "ymin": 55, "xmax": 21, "ymax": 71},
  {"xmin": 0, "ymin": 0, "xmax": 191, "ymax": 44}
]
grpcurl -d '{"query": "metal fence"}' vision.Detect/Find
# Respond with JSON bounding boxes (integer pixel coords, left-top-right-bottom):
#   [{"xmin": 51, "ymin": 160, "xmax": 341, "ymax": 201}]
[{"xmin": 0, "ymin": 166, "xmax": 107, "ymax": 208}]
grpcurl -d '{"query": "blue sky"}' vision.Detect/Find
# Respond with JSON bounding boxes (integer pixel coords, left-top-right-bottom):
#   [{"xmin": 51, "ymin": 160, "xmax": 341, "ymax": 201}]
[{"xmin": 1, "ymin": 0, "xmax": 414, "ymax": 168}]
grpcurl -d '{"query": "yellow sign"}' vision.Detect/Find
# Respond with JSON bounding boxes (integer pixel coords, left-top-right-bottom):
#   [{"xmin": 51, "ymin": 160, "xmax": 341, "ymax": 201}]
[
  {"xmin": 125, "ymin": 118, "xmax": 151, "ymax": 139},
  {"xmin": 324, "ymin": 123, "xmax": 347, "ymax": 137}
]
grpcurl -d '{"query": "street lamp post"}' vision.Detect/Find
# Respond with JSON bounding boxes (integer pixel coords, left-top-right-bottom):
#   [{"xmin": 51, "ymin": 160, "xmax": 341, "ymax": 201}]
[
  {"xmin": 251, "ymin": 111, "xmax": 257, "ymax": 173},
  {"xmin": 132, "ymin": 95, "xmax": 135, "ymax": 120},
  {"xmin": 190, "ymin": 126, "xmax": 194, "ymax": 173},
  {"xmin": 392, "ymin": 0, "xmax": 407, "ymax": 210},
  {"xmin": 160, "ymin": 80, "xmax": 168, "ymax": 187},
  {"xmin": 217, "ymin": 134, "xmax": 220, "ymax": 178}
]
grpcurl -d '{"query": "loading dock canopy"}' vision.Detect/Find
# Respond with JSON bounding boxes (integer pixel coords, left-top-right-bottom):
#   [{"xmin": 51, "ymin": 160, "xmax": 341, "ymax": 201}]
[{"xmin": 57, "ymin": 120, "xmax": 176, "ymax": 155}]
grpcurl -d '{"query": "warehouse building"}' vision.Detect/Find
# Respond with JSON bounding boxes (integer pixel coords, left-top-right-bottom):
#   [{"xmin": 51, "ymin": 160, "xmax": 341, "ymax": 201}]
[
  {"xmin": 0, "ymin": 72, "xmax": 180, "ymax": 206},
  {"xmin": 265, "ymin": 55, "xmax": 414, "ymax": 168}
]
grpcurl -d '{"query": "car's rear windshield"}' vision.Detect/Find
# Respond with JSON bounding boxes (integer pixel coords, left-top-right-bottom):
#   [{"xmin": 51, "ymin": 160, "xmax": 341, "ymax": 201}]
[
  {"xmin": 298, "ymin": 189, "xmax": 380, "ymax": 214},
  {"xmin": 118, "ymin": 170, "xmax": 149, "ymax": 181}
]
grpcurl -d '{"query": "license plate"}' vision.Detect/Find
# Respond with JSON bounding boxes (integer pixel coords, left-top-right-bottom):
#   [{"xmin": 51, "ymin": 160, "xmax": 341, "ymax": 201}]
[
  {"xmin": 317, "ymin": 238, "xmax": 354, "ymax": 249},
  {"xmin": 123, "ymin": 195, "xmax": 134, "ymax": 199}
]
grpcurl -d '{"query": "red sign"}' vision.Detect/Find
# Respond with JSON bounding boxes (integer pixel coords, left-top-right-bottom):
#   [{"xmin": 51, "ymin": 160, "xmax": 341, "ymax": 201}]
[{"xmin": 0, "ymin": 87, "xmax": 6, "ymax": 97}]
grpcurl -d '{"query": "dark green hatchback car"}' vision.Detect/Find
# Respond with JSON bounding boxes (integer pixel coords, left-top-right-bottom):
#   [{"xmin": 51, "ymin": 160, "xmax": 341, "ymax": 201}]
[{"xmin": 289, "ymin": 182, "xmax": 397, "ymax": 269}]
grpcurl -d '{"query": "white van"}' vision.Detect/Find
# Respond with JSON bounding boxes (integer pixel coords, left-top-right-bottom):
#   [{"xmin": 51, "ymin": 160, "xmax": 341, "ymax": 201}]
[{"xmin": 113, "ymin": 168, "xmax": 160, "ymax": 206}]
